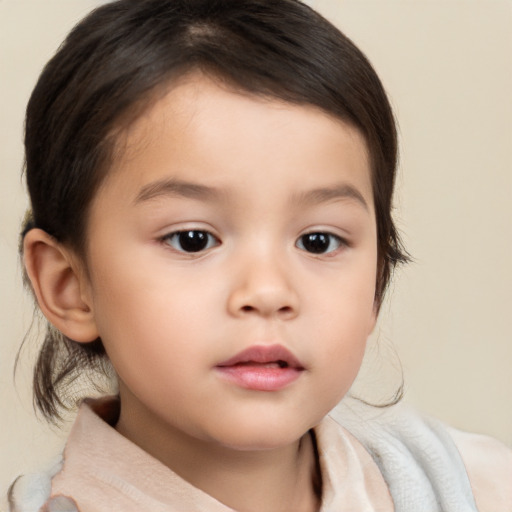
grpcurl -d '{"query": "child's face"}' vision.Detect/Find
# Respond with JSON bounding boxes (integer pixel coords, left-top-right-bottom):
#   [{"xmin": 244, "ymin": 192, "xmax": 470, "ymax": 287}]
[{"xmin": 82, "ymin": 74, "xmax": 377, "ymax": 450}]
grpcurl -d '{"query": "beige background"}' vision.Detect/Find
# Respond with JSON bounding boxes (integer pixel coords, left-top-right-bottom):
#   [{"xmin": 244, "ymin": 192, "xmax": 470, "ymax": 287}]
[{"xmin": 1, "ymin": 0, "xmax": 511, "ymax": 499}]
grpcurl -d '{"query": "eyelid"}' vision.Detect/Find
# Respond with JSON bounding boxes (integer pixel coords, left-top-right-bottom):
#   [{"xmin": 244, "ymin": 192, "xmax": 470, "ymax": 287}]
[{"xmin": 155, "ymin": 220, "xmax": 220, "ymax": 242}]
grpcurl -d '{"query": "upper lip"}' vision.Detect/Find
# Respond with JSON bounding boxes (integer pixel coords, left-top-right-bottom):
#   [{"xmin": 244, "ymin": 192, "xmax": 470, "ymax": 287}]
[{"xmin": 216, "ymin": 344, "xmax": 304, "ymax": 369}]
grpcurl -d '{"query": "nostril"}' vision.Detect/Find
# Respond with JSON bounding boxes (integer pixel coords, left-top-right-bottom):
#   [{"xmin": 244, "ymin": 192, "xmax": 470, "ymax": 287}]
[{"xmin": 240, "ymin": 305, "xmax": 294, "ymax": 315}]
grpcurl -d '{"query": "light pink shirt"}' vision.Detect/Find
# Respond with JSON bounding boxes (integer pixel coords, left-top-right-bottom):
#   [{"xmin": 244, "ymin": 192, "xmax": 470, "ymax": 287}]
[{"xmin": 9, "ymin": 399, "xmax": 512, "ymax": 511}]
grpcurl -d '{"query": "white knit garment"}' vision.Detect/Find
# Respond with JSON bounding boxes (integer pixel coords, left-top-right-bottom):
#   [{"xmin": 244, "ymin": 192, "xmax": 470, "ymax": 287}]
[{"xmin": 330, "ymin": 400, "xmax": 478, "ymax": 512}]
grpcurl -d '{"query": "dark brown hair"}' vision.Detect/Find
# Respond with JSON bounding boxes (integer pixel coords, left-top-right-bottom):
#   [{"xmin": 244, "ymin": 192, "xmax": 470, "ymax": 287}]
[{"xmin": 21, "ymin": 0, "xmax": 408, "ymax": 420}]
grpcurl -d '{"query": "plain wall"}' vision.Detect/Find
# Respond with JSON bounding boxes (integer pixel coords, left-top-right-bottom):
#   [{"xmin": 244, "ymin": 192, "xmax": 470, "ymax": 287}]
[{"xmin": 1, "ymin": 0, "xmax": 511, "ymax": 499}]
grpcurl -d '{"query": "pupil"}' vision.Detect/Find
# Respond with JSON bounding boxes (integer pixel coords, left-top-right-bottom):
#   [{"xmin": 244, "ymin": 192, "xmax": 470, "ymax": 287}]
[
  {"xmin": 179, "ymin": 231, "xmax": 208, "ymax": 252},
  {"xmin": 303, "ymin": 233, "xmax": 328, "ymax": 253}
]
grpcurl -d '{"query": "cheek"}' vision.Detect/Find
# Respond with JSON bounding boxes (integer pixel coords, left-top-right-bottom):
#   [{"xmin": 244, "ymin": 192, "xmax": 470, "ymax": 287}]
[
  {"xmin": 88, "ymin": 256, "xmax": 219, "ymax": 373},
  {"xmin": 309, "ymin": 257, "xmax": 377, "ymax": 379},
  {"xmin": 321, "ymin": 256, "xmax": 377, "ymax": 330}
]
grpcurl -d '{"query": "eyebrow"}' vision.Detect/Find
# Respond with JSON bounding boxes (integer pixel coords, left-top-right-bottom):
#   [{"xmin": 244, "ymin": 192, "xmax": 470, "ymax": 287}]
[
  {"xmin": 134, "ymin": 177, "xmax": 369, "ymax": 211},
  {"xmin": 134, "ymin": 178, "xmax": 221, "ymax": 204},
  {"xmin": 293, "ymin": 183, "xmax": 369, "ymax": 211}
]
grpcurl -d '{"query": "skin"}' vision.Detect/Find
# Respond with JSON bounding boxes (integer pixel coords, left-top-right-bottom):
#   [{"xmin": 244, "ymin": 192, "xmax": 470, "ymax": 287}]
[{"xmin": 26, "ymin": 74, "xmax": 379, "ymax": 511}]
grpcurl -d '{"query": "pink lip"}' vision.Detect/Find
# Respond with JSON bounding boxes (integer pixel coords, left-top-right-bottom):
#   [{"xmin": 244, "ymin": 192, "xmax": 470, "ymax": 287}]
[{"xmin": 215, "ymin": 344, "xmax": 305, "ymax": 392}]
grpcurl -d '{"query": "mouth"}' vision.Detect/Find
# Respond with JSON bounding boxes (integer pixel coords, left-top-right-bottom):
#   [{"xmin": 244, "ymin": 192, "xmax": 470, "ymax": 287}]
[{"xmin": 215, "ymin": 344, "xmax": 305, "ymax": 391}]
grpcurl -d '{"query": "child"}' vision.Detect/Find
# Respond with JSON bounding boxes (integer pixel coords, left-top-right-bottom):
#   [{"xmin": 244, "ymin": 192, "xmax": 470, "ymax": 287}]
[{"xmin": 7, "ymin": 0, "xmax": 512, "ymax": 511}]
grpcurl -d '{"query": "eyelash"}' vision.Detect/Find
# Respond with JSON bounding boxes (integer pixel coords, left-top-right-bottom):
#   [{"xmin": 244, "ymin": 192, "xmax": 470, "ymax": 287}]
[{"xmin": 160, "ymin": 229, "xmax": 347, "ymax": 256}]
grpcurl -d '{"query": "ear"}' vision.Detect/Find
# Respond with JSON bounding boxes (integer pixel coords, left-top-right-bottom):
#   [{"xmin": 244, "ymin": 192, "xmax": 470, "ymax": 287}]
[{"xmin": 23, "ymin": 229, "xmax": 99, "ymax": 343}]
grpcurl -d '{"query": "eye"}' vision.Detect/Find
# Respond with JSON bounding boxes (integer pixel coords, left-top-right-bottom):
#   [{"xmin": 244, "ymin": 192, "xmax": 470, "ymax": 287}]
[
  {"xmin": 162, "ymin": 230, "xmax": 219, "ymax": 253},
  {"xmin": 296, "ymin": 232, "xmax": 344, "ymax": 255}
]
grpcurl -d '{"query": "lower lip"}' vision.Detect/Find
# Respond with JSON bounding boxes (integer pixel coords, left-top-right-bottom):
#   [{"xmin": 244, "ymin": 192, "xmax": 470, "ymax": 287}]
[{"xmin": 216, "ymin": 366, "xmax": 303, "ymax": 391}]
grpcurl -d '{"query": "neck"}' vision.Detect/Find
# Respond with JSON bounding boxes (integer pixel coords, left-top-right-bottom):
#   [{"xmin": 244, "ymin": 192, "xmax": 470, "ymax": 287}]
[{"xmin": 115, "ymin": 389, "xmax": 321, "ymax": 512}]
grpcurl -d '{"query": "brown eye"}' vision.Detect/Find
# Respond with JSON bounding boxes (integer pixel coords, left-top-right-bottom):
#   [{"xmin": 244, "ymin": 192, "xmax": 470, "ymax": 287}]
[
  {"xmin": 164, "ymin": 230, "xmax": 218, "ymax": 253},
  {"xmin": 296, "ymin": 232, "xmax": 343, "ymax": 254}
]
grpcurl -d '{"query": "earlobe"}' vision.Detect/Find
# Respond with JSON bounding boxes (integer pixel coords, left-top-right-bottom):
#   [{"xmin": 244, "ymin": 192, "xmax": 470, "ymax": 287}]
[{"xmin": 23, "ymin": 228, "xmax": 99, "ymax": 343}]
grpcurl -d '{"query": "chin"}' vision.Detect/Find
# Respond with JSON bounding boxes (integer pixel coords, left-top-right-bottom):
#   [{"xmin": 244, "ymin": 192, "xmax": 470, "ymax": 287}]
[
  {"xmin": 208, "ymin": 417, "xmax": 314, "ymax": 452},
  {"xmin": 221, "ymin": 435, "xmax": 305, "ymax": 452}
]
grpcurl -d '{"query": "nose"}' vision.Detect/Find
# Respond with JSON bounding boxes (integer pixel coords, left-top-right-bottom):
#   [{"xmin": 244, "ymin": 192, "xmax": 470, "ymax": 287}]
[{"xmin": 226, "ymin": 252, "xmax": 299, "ymax": 320}]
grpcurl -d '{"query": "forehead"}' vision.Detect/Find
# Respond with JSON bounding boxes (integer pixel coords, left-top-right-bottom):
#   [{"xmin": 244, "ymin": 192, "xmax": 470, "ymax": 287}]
[{"xmin": 102, "ymin": 73, "xmax": 373, "ymax": 205}]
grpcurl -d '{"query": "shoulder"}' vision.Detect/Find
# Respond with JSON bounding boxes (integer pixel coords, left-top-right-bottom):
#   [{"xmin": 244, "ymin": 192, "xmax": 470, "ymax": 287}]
[
  {"xmin": 8, "ymin": 471, "xmax": 52, "ymax": 512},
  {"xmin": 449, "ymin": 427, "xmax": 512, "ymax": 512},
  {"xmin": 7, "ymin": 456, "xmax": 61, "ymax": 512},
  {"xmin": 329, "ymin": 400, "xmax": 498, "ymax": 511},
  {"xmin": 7, "ymin": 455, "xmax": 79, "ymax": 512}
]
